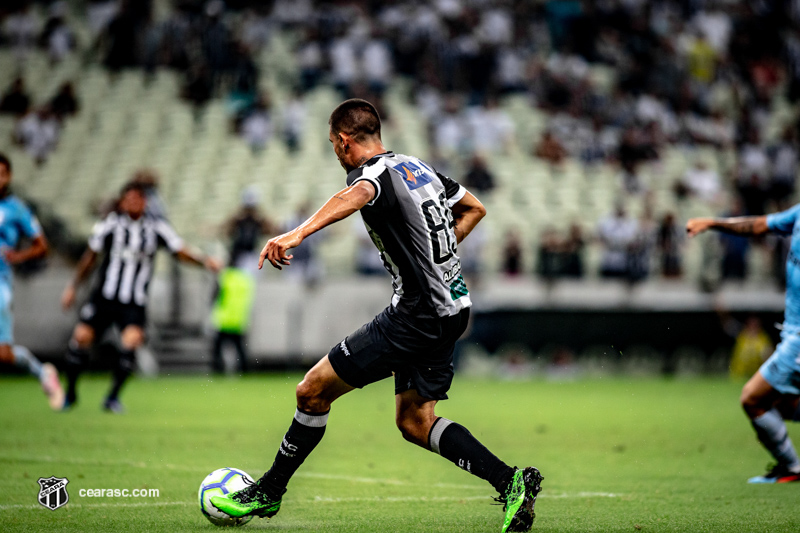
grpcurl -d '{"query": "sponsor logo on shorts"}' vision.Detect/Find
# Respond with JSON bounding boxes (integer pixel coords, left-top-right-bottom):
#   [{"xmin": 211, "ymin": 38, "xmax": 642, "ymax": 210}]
[
  {"xmin": 340, "ymin": 340, "xmax": 351, "ymax": 357},
  {"xmin": 443, "ymin": 261, "xmax": 462, "ymax": 283},
  {"xmin": 79, "ymin": 303, "xmax": 95, "ymax": 321}
]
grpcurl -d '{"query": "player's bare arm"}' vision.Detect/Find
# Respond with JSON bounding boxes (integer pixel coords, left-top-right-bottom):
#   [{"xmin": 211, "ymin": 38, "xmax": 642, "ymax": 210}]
[
  {"xmin": 4, "ymin": 234, "xmax": 48, "ymax": 264},
  {"xmin": 259, "ymin": 180, "xmax": 375, "ymax": 270},
  {"xmin": 61, "ymin": 249, "xmax": 98, "ymax": 310},
  {"xmin": 451, "ymin": 191, "xmax": 487, "ymax": 244},
  {"xmin": 175, "ymin": 247, "xmax": 222, "ymax": 273},
  {"xmin": 686, "ymin": 216, "xmax": 768, "ymax": 237}
]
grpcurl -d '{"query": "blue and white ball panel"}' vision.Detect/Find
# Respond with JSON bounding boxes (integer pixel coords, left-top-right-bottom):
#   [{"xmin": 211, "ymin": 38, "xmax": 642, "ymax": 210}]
[
  {"xmin": 0, "ymin": 279, "xmax": 13, "ymax": 344},
  {"xmin": 759, "ymin": 330, "xmax": 800, "ymax": 396},
  {"xmin": 198, "ymin": 467, "xmax": 254, "ymax": 526}
]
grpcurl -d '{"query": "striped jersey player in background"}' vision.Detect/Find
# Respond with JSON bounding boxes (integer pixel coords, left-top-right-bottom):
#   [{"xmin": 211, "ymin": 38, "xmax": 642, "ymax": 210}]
[
  {"xmin": 60, "ymin": 181, "xmax": 221, "ymax": 413},
  {"xmin": 211, "ymin": 99, "xmax": 543, "ymax": 533},
  {"xmin": 0, "ymin": 153, "xmax": 62, "ymax": 409}
]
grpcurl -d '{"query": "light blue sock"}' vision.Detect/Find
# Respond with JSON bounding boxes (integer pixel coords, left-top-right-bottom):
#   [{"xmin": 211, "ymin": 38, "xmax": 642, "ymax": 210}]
[
  {"xmin": 752, "ymin": 409, "xmax": 800, "ymax": 469},
  {"xmin": 12, "ymin": 345, "xmax": 43, "ymax": 380}
]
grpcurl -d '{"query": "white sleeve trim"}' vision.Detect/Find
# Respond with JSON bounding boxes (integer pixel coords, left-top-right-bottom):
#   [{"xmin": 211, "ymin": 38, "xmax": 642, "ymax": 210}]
[
  {"xmin": 352, "ymin": 177, "xmax": 381, "ymax": 206},
  {"xmin": 87, "ymin": 214, "xmax": 115, "ymax": 252},
  {"xmin": 353, "ymin": 163, "xmax": 386, "ymax": 206},
  {"xmin": 446, "ymin": 185, "xmax": 467, "ymax": 208},
  {"xmin": 155, "ymin": 219, "xmax": 184, "ymax": 252}
]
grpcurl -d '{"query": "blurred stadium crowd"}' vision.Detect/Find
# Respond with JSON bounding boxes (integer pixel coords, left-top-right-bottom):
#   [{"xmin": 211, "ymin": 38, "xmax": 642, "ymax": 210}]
[{"xmin": 0, "ymin": 0, "xmax": 799, "ymax": 289}]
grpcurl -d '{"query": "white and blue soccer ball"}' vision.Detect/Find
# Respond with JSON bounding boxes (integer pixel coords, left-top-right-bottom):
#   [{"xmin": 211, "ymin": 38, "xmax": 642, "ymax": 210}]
[{"xmin": 198, "ymin": 467, "xmax": 255, "ymax": 527}]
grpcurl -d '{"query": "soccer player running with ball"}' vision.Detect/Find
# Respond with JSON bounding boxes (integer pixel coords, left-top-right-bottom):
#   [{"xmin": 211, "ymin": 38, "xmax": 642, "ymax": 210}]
[
  {"xmin": 60, "ymin": 181, "xmax": 221, "ymax": 413},
  {"xmin": 211, "ymin": 99, "xmax": 543, "ymax": 532},
  {"xmin": 688, "ymin": 209, "xmax": 800, "ymax": 483},
  {"xmin": 0, "ymin": 153, "xmax": 62, "ymax": 409}
]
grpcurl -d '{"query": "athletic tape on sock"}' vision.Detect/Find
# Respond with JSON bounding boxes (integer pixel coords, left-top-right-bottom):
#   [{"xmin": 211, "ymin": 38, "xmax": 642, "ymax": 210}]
[
  {"xmin": 753, "ymin": 409, "xmax": 800, "ymax": 468},
  {"xmin": 12, "ymin": 345, "xmax": 42, "ymax": 377},
  {"xmin": 294, "ymin": 408, "xmax": 329, "ymax": 428},
  {"xmin": 429, "ymin": 417, "xmax": 453, "ymax": 455}
]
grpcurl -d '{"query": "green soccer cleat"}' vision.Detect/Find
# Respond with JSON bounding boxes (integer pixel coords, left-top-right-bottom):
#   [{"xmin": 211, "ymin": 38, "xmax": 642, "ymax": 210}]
[
  {"xmin": 210, "ymin": 479, "xmax": 283, "ymax": 519},
  {"xmin": 497, "ymin": 467, "xmax": 544, "ymax": 533}
]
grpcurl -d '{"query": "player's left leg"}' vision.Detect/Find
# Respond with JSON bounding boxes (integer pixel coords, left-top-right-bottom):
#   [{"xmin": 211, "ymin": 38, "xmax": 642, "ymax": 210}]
[
  {"xmin": 0, "ymin": 342, "xmax": 38, "ymax": 374},
  {"xmin": 211, "ymin": 355, "xmax": 355, "ymax": 519},
  {"xmin": 230, "ymin": 333, "xmax": 248, "ymax": 373},
  {"xmin": 0, "ymin": 280, "xmax": 63, "ymax": 409},
  {"xmin": 12, "ymin": 345, "xmax": 63, "ymax": 409},
  {"xmin": 741, "ymin": 370, "xmax": 800, "ymax": 483},
  {"xmin": 0, "ymin": 343, "xmax": 63, "ymax": 409},
  {"xmin": 210, "ymin": 331, "xmax": 224, "ymax": 373},
  {"xmin": 396, "ymin": 390, "xmax": 543, "ymax": 532},
  {"xmin": 103, "ymin": 325, "xmax": 144, "ymax": 413},
  {"xmin": 396, "ymin": 389, "xmax": 516, "ymax": 490}
]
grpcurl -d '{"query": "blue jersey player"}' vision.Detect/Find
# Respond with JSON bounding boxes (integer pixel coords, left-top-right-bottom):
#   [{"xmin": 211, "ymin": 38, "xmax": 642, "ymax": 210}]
[
  {"xmin": 0, "ymin": 153, "xmax": 62, "ymax": 409},
  {"xmin": 688, "ymin": 207, "xmax": 800, "ymax": 483}
]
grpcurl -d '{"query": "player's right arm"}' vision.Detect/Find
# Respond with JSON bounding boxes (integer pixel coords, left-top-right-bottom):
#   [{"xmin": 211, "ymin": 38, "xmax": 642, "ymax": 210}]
[
  {"xmin": 61, "ymin": 249, "xmax": 98, "ymax": 310},
  {"xmin": 61, "ymin": 213, "xmax": 116, "ymax": 310},
  {"xmin": 5, "ymin": 201, "xmax": 48, "ymax": 264},
  {"xmin": 685, "ymin": 216, "xmax": 768, "ymax": 238},
  {"xmin": 259, "ymin": 181, "xmax": 375, "ymax": 270}
]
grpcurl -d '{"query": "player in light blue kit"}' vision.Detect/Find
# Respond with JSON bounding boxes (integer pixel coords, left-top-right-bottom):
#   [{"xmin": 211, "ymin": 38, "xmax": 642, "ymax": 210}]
[
  {"xmin": 0, "ymin": 153, "xmax": 62, "ymax": 409},
  {"xmin": 688, "ymin": 206, "xmax": 800, "ymax": 483}
]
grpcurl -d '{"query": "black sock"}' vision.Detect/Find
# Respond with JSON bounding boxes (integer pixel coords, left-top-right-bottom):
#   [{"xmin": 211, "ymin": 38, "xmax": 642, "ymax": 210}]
[
  {"xmin": 792, "ymin": 402, "xmax": 800, "ymax": 422},
  {"xmin": 107, "ymin": 348, "xmax": 135, "ymax": 402},
  {"xmin": 429, "ymin": 417, "xmax": 515, "ymax": 494},
  {"xmin": 262, "ymin": 408, "xmax": 329, "ymax": 494},
  {"xmin": 65, "ymin": 342, "xmax": 88, "ymax": 403}
]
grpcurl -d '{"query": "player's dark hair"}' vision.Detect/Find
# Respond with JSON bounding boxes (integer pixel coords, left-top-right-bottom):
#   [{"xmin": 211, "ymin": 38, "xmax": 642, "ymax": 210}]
[
  {"xmin": 115, "ymin": 181, "xmax": 147, "ymax": 214},
  {"xmin": 0, "ymin": 153, "xmax": 11, "ymax": 173},
  {"xmin": 120, "ymin": 181, "xmax": 147, "ymax": 197},
  {"xmin": 329, "ymin": 99, "xmax": 381, "ymax": 143}
]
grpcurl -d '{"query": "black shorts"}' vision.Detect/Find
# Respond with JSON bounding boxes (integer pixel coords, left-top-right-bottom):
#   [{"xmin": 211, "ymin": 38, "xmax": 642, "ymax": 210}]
[
  {"xmin": 328, "ymin": 306, "xmax": 470, "ymax": 401},
  {"xmin": 78, "ymin": 295, "xmax": 147, "ymax": 335}
]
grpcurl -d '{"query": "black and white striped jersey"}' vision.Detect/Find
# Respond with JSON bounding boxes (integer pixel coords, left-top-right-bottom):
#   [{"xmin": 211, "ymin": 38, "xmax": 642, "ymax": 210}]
[
  {"xmin": 87, "ymin": 211, "xmax": 184, "ymax": 306},
  {"xmin": 346, "ymin": 151, "xmax": 471, "ymax": 319}
]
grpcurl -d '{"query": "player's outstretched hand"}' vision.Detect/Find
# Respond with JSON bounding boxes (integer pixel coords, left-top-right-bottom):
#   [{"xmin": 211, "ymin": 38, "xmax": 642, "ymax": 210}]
[
  {"xmin": 686, "ymin": 217, "xmax": 714, "ymax": 237},
  {"xmin": 61, "ymin": 285, "xmax": 76, "ymax": 310},
  {"xmin": 259, "ymin": 231, "xmax": 302, "ymax": 270}
]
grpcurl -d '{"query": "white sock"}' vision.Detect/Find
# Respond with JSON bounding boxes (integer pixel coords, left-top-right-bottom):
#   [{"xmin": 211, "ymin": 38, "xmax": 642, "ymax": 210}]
[
  {"xmin": 12, "ymin": 345, "xmax": 43, "ymax": 380},
  {"xmin": 752, "ymin": 409, "xmax": 800, "ymax": 470}
]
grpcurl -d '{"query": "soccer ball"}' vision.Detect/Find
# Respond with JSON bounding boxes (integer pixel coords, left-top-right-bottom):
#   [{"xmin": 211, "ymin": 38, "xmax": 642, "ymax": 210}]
[{"xmin": 198, "ymin": 467, "xmax": 255, "ymax": 527}]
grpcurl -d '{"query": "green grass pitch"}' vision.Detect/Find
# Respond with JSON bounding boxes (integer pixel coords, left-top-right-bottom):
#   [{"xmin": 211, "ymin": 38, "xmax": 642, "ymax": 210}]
[{"xmin": 1, "ymin": 373, "xmax": 800, "ymax": 532}]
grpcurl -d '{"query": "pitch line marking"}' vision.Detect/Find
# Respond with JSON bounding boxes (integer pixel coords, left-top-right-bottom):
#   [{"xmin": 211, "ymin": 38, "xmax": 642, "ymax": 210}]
[
  {"xmin": 0, "ymin": 501, "xmax": 192, "ymax": 511},
  {"xmin": 296, "ymin": 471, "xmax": 488, "ymax": 490},
  {"xmin": 310, "ymin": 492, "xmax": 621, "ymax": 503},
  {"xmin": 0, "ymin": 492, "xmax": 621, "ymax": 511},
  {"xmin": 0, "ymin": 454, "xmax": 488, "ymax": 489},
  {"xmin": 0, "ymin": 455, "xmax": 622, "ymax": 500}
]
